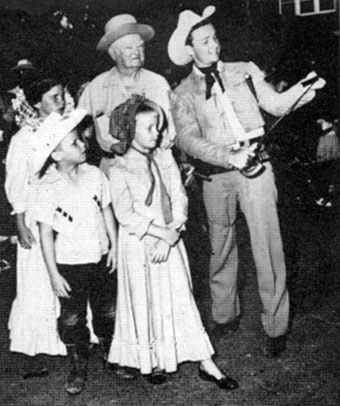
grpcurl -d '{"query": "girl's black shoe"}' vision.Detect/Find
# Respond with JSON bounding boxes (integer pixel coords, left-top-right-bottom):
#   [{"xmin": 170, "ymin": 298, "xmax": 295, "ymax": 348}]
[
  {"xmin": 199, "ymin": 368, "xmax": 238, "ymax": 390},
  {"xmin": 147, "ymin": 369, "xmax": 167, "ymax": 385}
]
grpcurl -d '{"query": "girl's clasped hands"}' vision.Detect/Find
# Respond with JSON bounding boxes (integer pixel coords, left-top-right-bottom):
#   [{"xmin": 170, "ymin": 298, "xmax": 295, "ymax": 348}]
[{"xmin": 150, "ymin": 226, "xmax": 180, "ymax": 264}]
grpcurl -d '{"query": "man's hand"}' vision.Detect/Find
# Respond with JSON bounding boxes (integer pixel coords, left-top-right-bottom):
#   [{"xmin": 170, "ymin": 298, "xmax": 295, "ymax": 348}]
[
  {"xmin": 300, "ymin": 71, "xmax": 326, "ymax": 91},
  {"xmin": 229, "ymin": 143, "xmax": 257, "ymax": 171}
]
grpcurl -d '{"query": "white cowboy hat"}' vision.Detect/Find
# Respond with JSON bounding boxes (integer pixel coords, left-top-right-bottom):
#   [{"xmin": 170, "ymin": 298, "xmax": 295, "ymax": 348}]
[
  {"xmin": 10, "ymin": 59, "xmax": 35, "ymax": 71},
  {"xmin": 168, "ymin": 6, "xmax": 216, "ymax": 66},
  {"xmin": 32, "ymin": 109, "xmax": 88, "ymax": 174},
  {"xmin": 96, "ymin": 14, "xmax": 154, "ymax": 52}
]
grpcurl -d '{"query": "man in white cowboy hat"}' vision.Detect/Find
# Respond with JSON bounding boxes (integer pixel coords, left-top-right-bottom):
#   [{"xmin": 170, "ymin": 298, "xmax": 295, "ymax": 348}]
[
  {"xmin": 78, "ymin": 14, "xmax": 176, "ymax": 175},
  {"xmin": 169, "ymin": 5, "xmax": 326, "ymax": 357}
]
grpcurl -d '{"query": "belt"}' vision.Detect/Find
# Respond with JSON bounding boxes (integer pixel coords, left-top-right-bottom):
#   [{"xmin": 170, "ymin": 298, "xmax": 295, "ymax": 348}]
[{"xmin": 205, "ymin": 165, "xmax": 236, "ymax": 175}]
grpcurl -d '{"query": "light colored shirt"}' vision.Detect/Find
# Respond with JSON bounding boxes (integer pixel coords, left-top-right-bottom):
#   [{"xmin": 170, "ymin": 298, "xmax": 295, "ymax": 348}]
[
  {"xmin": 78, "ymin": 67, "xmax": 176, "ymax": 151},
  {"xmin": 35, "ymin": 163, "xmax": 111, "ymax": 265}
]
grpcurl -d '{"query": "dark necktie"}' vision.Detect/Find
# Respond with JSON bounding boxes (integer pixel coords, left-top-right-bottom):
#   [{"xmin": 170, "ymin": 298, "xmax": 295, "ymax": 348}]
[
  {"xmin": 198, "ymin": 62, "xmax": 225, "ymax": 100},
  {"xmin": 130, "ymin": 146, "xmax": 173, "ymax": 225}
]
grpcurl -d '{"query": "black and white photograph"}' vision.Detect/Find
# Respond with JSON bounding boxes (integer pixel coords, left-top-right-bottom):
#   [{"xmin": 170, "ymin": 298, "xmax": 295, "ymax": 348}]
[{"xmin": 0, "ymin": 1, "xmax": 339, "ymax": 405}]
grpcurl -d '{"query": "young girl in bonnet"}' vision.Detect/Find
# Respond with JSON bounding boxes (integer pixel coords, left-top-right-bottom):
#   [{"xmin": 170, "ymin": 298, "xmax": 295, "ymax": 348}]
[
  {"xmin": 107, "ymin": 94, "xmax": 238, "ymax": 390},
  {"xmin": 35, "ymin": 110, "xmax": 117, "ymax": 395}
]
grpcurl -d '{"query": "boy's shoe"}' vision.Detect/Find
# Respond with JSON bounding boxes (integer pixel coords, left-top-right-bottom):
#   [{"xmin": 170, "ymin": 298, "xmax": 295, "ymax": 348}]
[
  {"xmin": 263, "ymin": 335, "xmax": 287, "ymax": 358},
  {"xmin": 66, "ymin": 345, "xmax": 88, "ymax": 396},
  {"xmin": 66, "ymin": 368, "xmax": 87, "ymax": 395}
]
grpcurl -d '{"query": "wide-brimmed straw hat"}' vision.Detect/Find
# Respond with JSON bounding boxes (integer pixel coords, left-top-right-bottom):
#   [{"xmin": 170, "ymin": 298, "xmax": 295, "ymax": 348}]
[
  {"xmin": 96, "ymin": 14, "xmax": 154, "ymax": 52},
  {"xmin": 168, "ymin": 6, "xmax": 216, "ymax": 66},
  {"xmin": 10, "ymin": 59, "xmax": 35, "ymax": 71},
  {"xmin": 109, "ymin": 94, "xmax": 164, "ymax": 155},
  {"xmin": 33, "ymin": 109, "xmax": 87, "ymax": 173}
]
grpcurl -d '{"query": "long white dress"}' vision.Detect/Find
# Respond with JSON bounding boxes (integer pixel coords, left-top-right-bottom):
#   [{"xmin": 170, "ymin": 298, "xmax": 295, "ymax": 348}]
[
  {"xmin": 5, "ymin": 125, "xmax": 67, "ymax": 356},
  {"xmin": 108, "ymin": 149, "xmax": 214, "ymax": 374}
]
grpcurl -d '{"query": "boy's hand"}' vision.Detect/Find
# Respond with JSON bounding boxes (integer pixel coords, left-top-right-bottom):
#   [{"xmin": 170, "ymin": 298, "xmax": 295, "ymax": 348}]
[
  {"xmin": 18, "ymin": 225, "xmax": 36, "ymax": 249},
  {"xmin": 51, "ymin": 273, "xmax": 71, "ymax": 298},
  {"xmin": 106, "ymin": 247, "xmax": 117, "ymax": 274},
  {"xmin": 150, "ymin": 240, "xmax": 171, "ymax": 263}
]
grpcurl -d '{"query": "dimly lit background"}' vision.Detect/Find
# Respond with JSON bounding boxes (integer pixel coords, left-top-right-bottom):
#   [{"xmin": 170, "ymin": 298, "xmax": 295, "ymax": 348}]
[{"xmin": 0, "ymin": 0, "xmax": 338, "ymax": 112}]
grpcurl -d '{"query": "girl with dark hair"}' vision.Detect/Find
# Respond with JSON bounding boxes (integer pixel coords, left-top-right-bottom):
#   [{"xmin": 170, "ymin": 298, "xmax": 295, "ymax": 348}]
[{"xmin": 5, "ymin": 77, "xmax": 67, "ymax": 378}]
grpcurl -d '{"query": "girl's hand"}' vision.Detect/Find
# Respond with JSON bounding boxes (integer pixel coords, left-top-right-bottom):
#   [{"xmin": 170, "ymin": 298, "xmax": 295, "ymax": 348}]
[
  {"xmin": 51, "ymin": 273, "xmax": 71, "ymax": 298},
  {"xmin": 18, "ymin": 225, "xmax": 36, "ymax": 249},
  {"xmin": 106, "ymin": 247, "xmax": 117, "ymax": 274},
  {"xmin": 150, "ymin": 240, "xmax": 171, "ymax": 263},
  {"xmin": 162, "ymin": 228, "xmax": 180, "ymax": 246}
]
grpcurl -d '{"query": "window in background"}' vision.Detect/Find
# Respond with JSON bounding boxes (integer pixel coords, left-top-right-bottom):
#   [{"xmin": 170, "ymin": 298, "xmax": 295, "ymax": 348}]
[{"xmin": 279, "ymin": 0, "xmax": 337, "ymax": 16}]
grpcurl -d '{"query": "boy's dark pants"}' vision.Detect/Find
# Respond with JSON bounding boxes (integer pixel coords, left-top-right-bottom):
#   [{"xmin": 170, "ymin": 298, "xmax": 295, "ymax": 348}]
[{"xmin": 57, "ymin": 256, "xmax": 116, "ymax": 364}]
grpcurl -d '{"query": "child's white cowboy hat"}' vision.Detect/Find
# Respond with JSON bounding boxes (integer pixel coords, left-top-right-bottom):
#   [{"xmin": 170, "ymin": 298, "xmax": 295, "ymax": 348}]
[
  {"xmin": 96, "ymin": 14, "xmax": 154, "ymax": 52},
  {"xmin": 168, "ymin": 6, "xmax": 216, "ymax": 66},
  {"xmin": 33, "ymin": 109, "xmax": 88, "ymax": 174}
]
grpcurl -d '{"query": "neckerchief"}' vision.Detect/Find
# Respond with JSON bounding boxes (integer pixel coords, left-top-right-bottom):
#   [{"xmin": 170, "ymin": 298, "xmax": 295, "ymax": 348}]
[
  {"xmin": 130, "ymin": 145, "xmax": 173, "ymax": 224},
  {"xmin": 197, "ymin": 62, "xmax": 225, "ymax": 99}
]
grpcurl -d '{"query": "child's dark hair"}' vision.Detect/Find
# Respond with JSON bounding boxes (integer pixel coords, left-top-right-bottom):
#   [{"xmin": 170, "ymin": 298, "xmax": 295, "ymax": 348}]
[
  {"xmin": 24, "ymin": 78, "xmax": 63, "ymax": 108},
  {"xmin": 38, "ymin": 115, "xmax": 93, "ymax": 179}
]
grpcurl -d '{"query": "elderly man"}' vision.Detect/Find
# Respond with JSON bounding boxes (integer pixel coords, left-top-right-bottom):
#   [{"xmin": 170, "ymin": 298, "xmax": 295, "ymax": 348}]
[
  {"xmin": 168, "ymin": 6, "xmax": 325, "ymax": 357},
  {"xmin": 78, "ymin": 14, "xmax": 176, "ymax": 175}
]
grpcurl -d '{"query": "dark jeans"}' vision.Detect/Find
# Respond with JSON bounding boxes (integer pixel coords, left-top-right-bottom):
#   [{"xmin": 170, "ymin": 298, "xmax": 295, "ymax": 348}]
[{"xmin": 57, "ymin": 256, "xmax": 116, "ymax": 349}]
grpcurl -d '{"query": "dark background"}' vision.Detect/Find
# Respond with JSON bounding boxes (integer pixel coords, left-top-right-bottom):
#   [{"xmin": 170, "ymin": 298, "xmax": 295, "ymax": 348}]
[
  {"xmin": 0, "ymin": 0, "xmax": 338, "ymax": 111},
  {"xmin": 1, "ymin": 2, "xmax": 340, "ymax": 405}
]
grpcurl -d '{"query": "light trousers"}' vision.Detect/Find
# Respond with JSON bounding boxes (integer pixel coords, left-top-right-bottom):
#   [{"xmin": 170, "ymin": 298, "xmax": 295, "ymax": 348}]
[{"xmin": 203, "ymin": 163, "xmax": 289, "ymax": 338}]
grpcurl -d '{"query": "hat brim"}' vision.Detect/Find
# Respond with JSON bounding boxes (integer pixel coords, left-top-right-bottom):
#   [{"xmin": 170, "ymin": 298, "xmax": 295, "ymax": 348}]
[
  {"xmin": 11, "ymin": 64, "xmax": 35, "ymax": 71},
  {"xmin": 34, "ymin": 109, "xmax": 88, "ymax": 174},
  {"xmin": 168, "ymin": 6, "xmax": 216, "ymax": 66},
  {"xmin": 96, "ymin": 23, "xmax": 154, "ymax": 51}
]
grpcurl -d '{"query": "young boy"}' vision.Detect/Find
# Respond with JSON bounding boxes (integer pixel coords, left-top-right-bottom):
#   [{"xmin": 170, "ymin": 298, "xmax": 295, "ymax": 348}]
[{"xmin": 34, "ymin": 110, "xmax": 117, "ymax": 395}]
